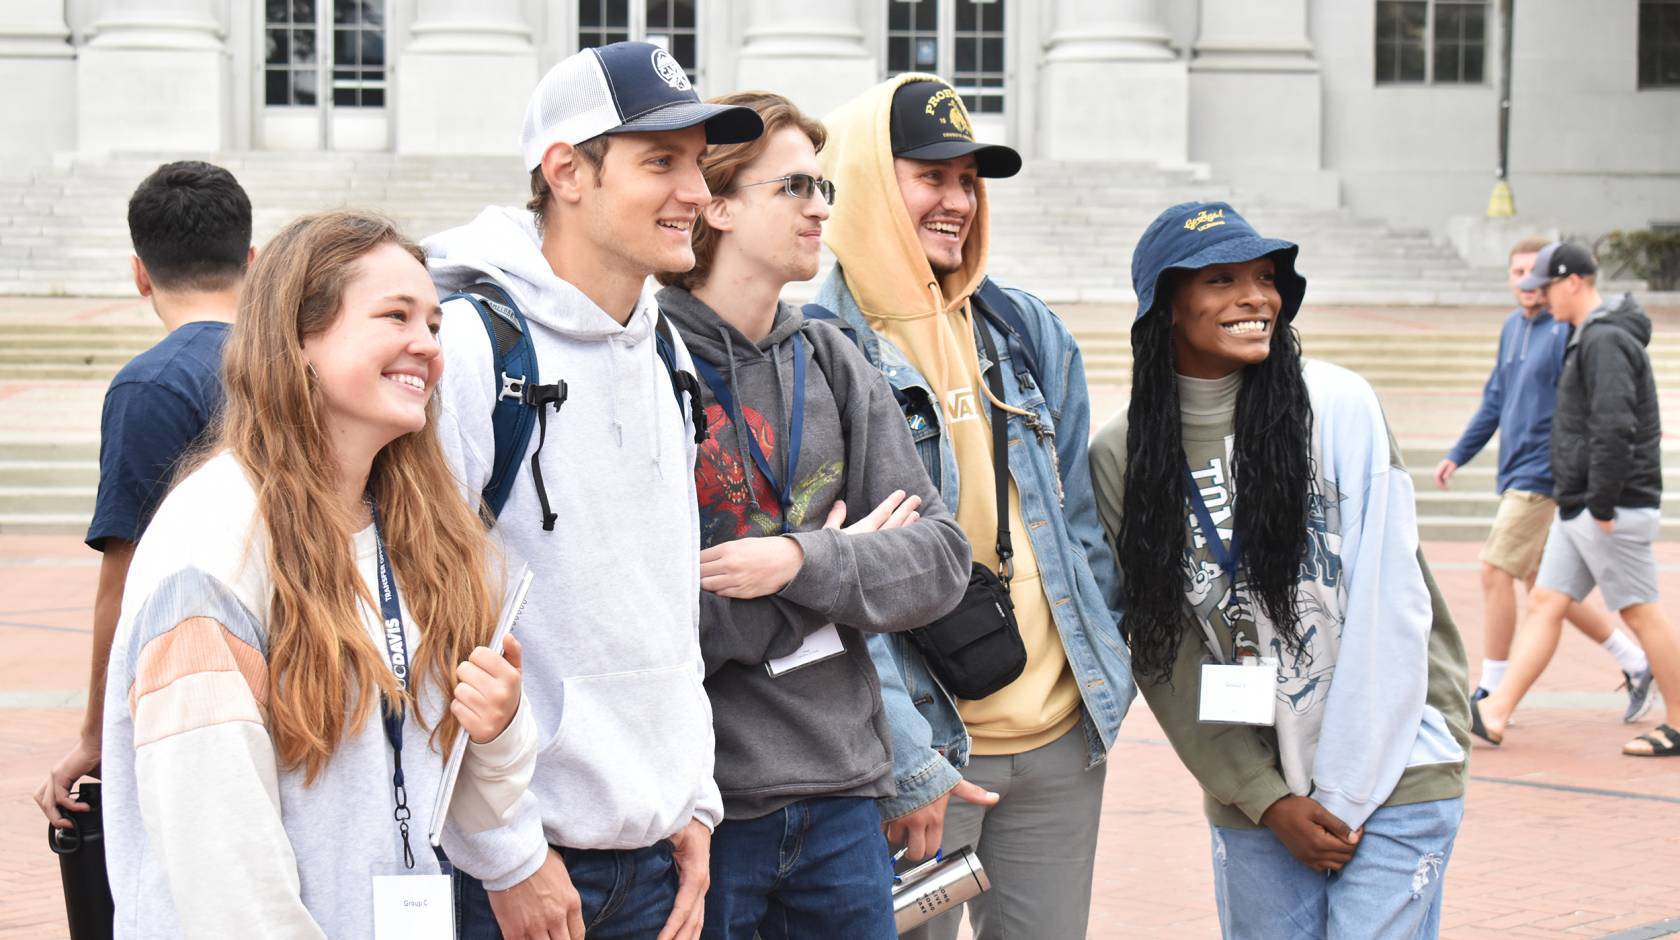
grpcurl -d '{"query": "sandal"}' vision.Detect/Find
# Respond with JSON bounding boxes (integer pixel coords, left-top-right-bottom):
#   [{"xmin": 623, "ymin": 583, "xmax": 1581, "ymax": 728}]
[
  {"xmin": 1469, "ymin": 698, "xmax": 1502, "ymax": 747},
  {"xmin": 1623, "ymin": 723, "xmax": 1680, "ymax": 757}
]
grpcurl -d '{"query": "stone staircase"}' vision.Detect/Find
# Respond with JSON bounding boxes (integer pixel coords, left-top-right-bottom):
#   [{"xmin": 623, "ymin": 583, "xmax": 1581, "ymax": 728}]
[
  {"xmin": 5, "ymin": 310, "xmax": 1678, "ymax": 539},
  {"xmin": 0, "ymin": 152, "xmax": 1571, "ymax": 304}
]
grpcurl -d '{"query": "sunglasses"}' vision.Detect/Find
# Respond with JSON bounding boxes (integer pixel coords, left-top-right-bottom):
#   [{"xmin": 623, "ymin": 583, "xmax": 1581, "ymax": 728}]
[{"xmin": 734, "ymin": 173, "xmax": 836, "ymax": 205}]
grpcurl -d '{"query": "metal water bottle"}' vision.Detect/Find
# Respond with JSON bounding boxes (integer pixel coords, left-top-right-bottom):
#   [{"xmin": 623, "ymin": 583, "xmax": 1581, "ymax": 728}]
[
  {"xmin": 892, "ymin": 846, "xmax": 990, "ymax": 933},
  {"xmin": 48, "ymin": 781, "xmax": 115, "ymax": 940}
]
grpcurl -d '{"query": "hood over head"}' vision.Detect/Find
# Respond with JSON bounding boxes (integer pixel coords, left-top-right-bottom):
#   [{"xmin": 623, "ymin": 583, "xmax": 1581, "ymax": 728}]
[
  {"xmin": 1130, "ymin": 200, "xmax": 1307, "ymax": 329},
  {"xmin": 820, "ymin": 73, "xmax": 990, "ymax": 321}
]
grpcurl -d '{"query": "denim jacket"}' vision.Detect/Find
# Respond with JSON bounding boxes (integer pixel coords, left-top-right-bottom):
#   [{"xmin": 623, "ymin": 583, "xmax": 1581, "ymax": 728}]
[{"xmin": 812, "ymin": 269, "xmax": 1136, "ymax": 819}]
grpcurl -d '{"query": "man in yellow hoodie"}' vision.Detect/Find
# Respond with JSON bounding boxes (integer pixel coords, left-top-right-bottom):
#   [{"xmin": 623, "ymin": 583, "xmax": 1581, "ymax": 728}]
[{"xmin": 813, "ymin": 76, "xmax": 1135, "ymax": 940}]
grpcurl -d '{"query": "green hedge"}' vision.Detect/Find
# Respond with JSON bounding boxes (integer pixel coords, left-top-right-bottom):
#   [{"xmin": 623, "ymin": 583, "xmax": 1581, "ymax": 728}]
[{"xmin": 1596, "ymin": 229, "xmax": 1680, "ymax": 292}]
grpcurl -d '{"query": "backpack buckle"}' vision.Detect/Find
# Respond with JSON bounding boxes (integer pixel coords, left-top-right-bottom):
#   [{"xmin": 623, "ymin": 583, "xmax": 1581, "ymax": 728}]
[{"xmin": 499, "ymin": 373, "xmax": 526, "ymax": 403}]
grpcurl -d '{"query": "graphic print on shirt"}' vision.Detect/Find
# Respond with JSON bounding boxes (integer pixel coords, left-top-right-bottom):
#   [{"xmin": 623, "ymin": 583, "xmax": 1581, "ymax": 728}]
[
  {"xmin": 694, "ymin": 402, "xmax": 844, "ymax": 544},
  {"xmin": 1183, "ymin": 439, "xmax": 1347, "ymax": 719}
]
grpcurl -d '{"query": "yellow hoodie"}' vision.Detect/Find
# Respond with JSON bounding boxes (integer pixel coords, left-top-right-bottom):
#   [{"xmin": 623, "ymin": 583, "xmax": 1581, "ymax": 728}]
[{"xmin": 821, "ymin": 75, "xmax": 1081, "ymax": 756}]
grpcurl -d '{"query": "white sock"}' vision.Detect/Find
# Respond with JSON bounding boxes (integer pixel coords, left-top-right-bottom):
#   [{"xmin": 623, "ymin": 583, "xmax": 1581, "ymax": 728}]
[
  {"xmin": 1479, "ymin": 658, "xmax": 1509, "ymax": 693},
  {"xmin": 1603, "ymin": 630, "xmax": 1649, "ymax": 675}
]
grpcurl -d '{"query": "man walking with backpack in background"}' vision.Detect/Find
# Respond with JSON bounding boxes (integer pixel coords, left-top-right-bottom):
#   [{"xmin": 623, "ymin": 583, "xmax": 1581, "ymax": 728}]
[
  {"xmin": 1472, "ymin": 242, "xmax": 1680, "ymax": 759},
  {"xmin": 815, "ymin": 75, "xmax": 1135, "ymax": 940},
  {"xmin": 35, "ymin": 161, "xmax": 253, "ymax": 830},
  {"xmin": 654, "ymin": 90, "xmax": 972, "ymax": 939},
  {"xmin": 1434, "ymin": 236, "xmax": 1651, "ymax": 716},
  {"xmin": 424, "ymin": 42, "xmax": 762, "ymax": 940}
]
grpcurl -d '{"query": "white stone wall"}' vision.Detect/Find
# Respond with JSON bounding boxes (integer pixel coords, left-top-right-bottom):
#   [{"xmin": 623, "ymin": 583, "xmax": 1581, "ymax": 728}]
[
  {"xmin": 1314, "ymin": 0, "xmax": 1680, "ymax": 237},
  {"xmin": 3, "ymin": 0, "xmax": 1676, "ymax": 241}
]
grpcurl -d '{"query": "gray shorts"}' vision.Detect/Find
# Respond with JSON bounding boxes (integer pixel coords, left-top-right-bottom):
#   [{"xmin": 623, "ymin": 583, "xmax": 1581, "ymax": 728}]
[{"xmin": 1534, "ymin": 507, "xmax": 1662, "ymax": 611}]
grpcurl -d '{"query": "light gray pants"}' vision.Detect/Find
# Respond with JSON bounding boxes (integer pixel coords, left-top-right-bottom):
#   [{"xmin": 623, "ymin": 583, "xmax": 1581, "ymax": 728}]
[{"xmin": 902, "ymin": 725, "xmax": 1108, "ymax": 940}]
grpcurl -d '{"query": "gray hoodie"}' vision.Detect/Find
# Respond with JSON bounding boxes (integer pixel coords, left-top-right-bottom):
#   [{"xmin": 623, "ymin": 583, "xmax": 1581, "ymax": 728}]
[
  {"xmin": 425, "ymin": 207, "xmax": 719, "ymax": 889},
  {"xmin": 657, "ymin": 286, "xmax": 971, "ymax": 820}
]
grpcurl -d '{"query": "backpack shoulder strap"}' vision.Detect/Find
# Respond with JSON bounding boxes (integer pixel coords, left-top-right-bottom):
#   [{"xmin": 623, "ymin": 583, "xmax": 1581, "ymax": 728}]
[
  {"xmin": 443, "ymin": 281, "xmax": 566, "ymax": 528},
  {"xmin": 654, "ymin": 308, "xmax": 709, "ymax": 445},
  {"xmin": 972, "ymin": 277, "xmax": 1044, "ymax": 392},
  {"xmin": 800, "ymin": 302, "xmax": 915, "ymax": 413}
]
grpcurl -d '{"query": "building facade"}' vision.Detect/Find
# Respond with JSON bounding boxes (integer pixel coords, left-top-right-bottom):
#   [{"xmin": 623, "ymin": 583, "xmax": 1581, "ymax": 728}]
[{"xmin": 4, "ymin": 0, "xmax": 1678, "ymax": 237}]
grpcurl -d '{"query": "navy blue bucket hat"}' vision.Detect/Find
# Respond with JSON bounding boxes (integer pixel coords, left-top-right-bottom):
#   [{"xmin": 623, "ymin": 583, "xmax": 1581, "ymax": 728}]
[{"xmin": 1130, "ymin": 201, "xmax": 1306, "ymax": 325}]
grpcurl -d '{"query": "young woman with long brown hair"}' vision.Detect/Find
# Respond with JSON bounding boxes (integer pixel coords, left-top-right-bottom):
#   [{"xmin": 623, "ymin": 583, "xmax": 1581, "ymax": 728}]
[{"xmin": 100, "ymin": 210, "xmax": 537, "ymax": 937}]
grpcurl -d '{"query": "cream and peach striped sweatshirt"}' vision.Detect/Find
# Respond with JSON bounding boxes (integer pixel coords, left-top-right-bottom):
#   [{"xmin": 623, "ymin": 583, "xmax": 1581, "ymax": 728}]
[{"xmin": 101, "ymin": 452, "xmax": 537, "ymax": 938}]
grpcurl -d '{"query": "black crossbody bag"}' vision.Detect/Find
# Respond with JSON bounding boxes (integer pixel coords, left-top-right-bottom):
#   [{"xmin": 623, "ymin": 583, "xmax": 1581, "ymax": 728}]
[{"xmin": 905, "ymin": 318, "xmax": 1029, "ymax": 700}]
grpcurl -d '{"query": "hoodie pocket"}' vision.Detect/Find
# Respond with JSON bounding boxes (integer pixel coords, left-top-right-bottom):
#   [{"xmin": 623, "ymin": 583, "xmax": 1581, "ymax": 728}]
[{"xmin": 535, "ymin": 663, "xmax": 714, "ymax": 849}]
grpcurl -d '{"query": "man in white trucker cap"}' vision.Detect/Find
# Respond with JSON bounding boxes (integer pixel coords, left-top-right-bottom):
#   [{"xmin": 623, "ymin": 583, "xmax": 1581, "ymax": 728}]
[{"xmin": 424, "ymin": 42, "xmax": 762, "ymax": 940}]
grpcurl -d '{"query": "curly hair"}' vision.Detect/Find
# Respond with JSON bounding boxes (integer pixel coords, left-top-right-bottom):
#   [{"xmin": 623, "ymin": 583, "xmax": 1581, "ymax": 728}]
[{"xmin": 1118, "ymin": 278, "xmax": 1316, "ymax": 684}]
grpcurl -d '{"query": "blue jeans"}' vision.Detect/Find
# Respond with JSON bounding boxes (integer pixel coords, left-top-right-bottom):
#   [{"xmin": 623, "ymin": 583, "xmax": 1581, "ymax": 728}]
[
  {"xmin": 455, "ymin": 841, "xmax": 678, "ymax": 940},
  {"xmin": 1211, "ymin": 797, "xmax": 1465, "ymax": 940},
  {"xmin": 703, "ymin": 796, "xmax": 895, "ymax": 940}
]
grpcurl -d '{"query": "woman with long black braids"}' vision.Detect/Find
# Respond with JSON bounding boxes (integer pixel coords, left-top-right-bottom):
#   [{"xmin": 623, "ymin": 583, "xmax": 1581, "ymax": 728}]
[{"xmin": 1089, "ymin": 202, "xmax": 1471, "ymax": 939}]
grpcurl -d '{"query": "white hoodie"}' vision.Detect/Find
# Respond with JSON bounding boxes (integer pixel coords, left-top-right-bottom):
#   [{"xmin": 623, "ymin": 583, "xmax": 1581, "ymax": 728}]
[{"xmin": 427, "ymin": 207, "xmax": 720, "ymax": 890}]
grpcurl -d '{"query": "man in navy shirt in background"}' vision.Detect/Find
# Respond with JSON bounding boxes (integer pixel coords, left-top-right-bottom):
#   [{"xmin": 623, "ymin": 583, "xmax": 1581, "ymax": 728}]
[
  {"xmin": 35, "ymin": 160, "xmax": 253, "ymax": 827},
  {"xmin": 1434, "ymin": 235, "xmax": 1651, "ymax": 717}
]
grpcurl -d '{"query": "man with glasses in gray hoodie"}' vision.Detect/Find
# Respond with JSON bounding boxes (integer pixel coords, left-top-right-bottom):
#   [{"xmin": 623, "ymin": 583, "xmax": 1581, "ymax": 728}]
[
  {"xmin": 653, "ymin": 90, "xmax": 972, "ymax": 939},
  {"xmin": 425, "ymin": 43, "xmax": 762, "ymax": 940}
]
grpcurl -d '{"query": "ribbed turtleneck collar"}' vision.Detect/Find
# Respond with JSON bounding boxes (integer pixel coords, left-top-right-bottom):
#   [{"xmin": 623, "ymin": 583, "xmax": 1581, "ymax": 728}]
[{"xmin": 1176, "ymin": 370, "xmax": 1242, "ymax": 437}]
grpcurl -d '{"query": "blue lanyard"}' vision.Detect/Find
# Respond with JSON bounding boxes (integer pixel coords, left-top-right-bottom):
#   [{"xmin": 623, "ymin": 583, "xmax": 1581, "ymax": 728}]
[
  {"xmin": 369, "ymin": 504, "xmax": 419, "ymax": 870},
  {"xmin": 1182, "ymin": 463, "xmax": 1242, "ymax": 583},
  {"xmin": 689, "ymin": 333, "xmax": 806, "ymax": 535}
]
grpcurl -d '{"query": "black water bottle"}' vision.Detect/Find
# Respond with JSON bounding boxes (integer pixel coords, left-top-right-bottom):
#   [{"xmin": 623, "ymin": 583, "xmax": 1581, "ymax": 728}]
[{"xmin": 47, "ymin": 781, "xmax": 114, "ymax": 940}]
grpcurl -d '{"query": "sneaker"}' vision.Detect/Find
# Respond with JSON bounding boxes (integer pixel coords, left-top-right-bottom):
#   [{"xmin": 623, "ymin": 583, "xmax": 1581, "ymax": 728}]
[{"xmin": 1622, "ymin": 668, "xmax": 1657, "ymax": 724}]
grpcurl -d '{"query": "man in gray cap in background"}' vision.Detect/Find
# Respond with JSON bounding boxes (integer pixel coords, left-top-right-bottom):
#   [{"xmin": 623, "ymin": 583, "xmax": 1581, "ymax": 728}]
[{"xmin": 1471, "ymin": 242, "xmax": 1680, "ymax": 761}]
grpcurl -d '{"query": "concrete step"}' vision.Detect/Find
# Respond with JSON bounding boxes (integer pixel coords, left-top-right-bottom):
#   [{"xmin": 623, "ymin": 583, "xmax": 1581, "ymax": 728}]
[
  {"xmin": 0, "ymin": 439, "xmax": 100, "ymax": 461},
  {"xmin": 0, "ymin": 512, "xmax": 89, "ymax": 535},
  {"xmin": 0, "ymin": 485, "xmax": 95, "ymax": 514},
  {"xmin": 0, "ymin": 460, "xmax": 100, "ymax": 486}
]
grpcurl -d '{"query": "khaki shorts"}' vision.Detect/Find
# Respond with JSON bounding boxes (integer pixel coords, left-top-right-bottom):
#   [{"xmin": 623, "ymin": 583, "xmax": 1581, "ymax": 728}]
[{"xmin": 1479, "ymin": 489, "xmax": 1556, "ymax": 581}]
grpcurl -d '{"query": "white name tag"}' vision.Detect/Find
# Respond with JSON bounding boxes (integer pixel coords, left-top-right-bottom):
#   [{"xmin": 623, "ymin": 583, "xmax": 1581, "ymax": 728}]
[
  {"xmin": 372, "ymin": 874, "xmax": 454, "ymax": 940},
  {"xmin": 765, "ymin": 623, "xmax": 846, "ymax": 677},
  {"xmin": 1199, "ymin": 659, "xmax": 1278, "ymax": 726}
]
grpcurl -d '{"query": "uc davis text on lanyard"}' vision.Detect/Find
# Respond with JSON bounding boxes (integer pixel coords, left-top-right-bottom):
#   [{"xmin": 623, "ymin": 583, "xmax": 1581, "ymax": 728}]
[
  {"xmin": 1183, "ymin": 462, "xmax": 1241, "ymax": 583},
  {"xmin": 369, "ymin": 502, "xmax": 428, "ymax": 871},
  {"xmin": 690, "ymin": 334, "xmax": 806, "ymax": 535}
]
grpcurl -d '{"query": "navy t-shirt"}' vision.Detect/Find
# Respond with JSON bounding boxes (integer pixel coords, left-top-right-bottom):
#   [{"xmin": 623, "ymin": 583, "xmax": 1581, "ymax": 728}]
[{"xmin": 86, "ymin": 320, "xmax": 230, "ymax": 551}]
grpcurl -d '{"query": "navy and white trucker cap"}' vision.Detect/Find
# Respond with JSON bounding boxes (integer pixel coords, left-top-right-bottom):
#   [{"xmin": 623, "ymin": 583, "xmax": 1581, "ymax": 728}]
[{"xmin": 520, "ymin": 42, "xmax": 763, "ymax": 170}]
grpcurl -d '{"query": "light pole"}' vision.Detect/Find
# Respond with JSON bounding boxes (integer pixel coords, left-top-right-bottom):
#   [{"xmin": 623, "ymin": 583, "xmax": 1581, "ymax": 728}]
[{"xmin": 1487, "ymin": 0, "xmax": 1516, "ymax": 217}]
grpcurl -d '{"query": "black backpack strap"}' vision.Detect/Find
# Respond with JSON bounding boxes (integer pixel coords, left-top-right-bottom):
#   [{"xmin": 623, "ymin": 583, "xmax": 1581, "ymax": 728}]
[
  {"xmin": 972, "ymin": 277, "xmax": 1043, "ymax": 392},
  {"xmin": 445, "ymin": 281, "xmax": 567, "ymax": 530},
  {"xmin": 972, "ymin": 310, "xmax": 1014, "ymax": 583},
  {"xmin": 654, "ymin": 309, "xmax": 708, "ymax": 445}
]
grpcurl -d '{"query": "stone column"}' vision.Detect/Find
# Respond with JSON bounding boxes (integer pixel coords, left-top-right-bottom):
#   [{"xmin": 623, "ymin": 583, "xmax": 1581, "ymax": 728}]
[
  {"xmin": 1188, "ymin": 0, "xmax": 1323, "ymax": 175},
  {"xmin": 1038, "ymin": 0, "xmax": 1187, "ymax": 163},
  {"xmin": 76, "ymin": 0, "xmax": 229, "ymax": 153},
  {"xmin": 396, "ymin": 0, "xmax": 537, "ymax": 155},
  {"xmin": 0, "ymin": 1, "xmax": 75, "ymax": 163},
  {"xmin": 732, "ymin": 0, "xmax": 877, "ymax": 119}
]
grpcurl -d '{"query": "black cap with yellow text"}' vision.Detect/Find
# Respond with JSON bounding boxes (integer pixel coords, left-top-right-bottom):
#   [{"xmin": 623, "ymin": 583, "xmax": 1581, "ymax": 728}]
[{"xmin": 889, "ymin": 80, "xmax": 1022, "ymax": 178}]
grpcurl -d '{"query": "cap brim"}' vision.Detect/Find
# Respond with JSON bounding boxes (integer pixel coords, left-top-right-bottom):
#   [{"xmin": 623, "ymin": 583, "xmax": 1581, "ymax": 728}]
[
  {"xmin": 895, "ymin": 140, "xmax": 1023, "ymax": 178},
  {"xmin": 605, "ymin": 101, "xmax": 764, "ymax": 144},
  {"xmin": 1515, "ymin": 271, "xmax": 1552, "ymax": 291}
]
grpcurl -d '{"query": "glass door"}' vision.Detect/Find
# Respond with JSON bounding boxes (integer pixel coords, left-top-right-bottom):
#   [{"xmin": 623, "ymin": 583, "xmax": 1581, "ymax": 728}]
[
  {"xmin": 886, "ymin": 0, "xmax": 1008, "ymax": 141},
  {"xmin": 261, "ymin": 0, "xmax": 389, "ymax": 150},
  {"xmin": 578, "ymin": 0, "xmax": 701, "ymax": 86}
]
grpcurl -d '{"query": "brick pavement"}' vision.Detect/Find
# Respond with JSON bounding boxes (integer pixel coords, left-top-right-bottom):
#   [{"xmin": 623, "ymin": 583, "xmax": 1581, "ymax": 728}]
[
  {"xmin": 6, "ymin": 536, "xmax": 1680, "ymax": 938},
  {"xmin": 5, "ymin": 296, "xmax": 1680, "ymax": 937}
]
